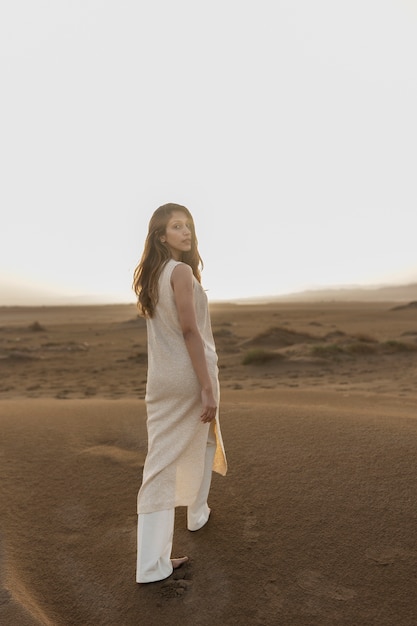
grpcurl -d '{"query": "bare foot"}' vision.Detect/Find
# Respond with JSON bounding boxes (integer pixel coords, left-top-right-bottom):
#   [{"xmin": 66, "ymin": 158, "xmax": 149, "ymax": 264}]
[{"xmin": 171, "ymin": 556, "xmax": 189, "ymax": 569}]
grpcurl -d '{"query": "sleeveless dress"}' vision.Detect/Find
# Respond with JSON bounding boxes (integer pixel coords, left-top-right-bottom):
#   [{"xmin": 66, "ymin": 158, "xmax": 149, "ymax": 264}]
[{"xmin": 137, "ymin": 259, "xmax": 227, "ymax": 514}]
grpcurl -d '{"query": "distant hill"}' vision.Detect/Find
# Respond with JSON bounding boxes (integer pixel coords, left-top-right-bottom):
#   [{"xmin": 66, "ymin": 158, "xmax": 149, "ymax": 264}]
[
  {"xmin": 0, "ymin": 276, "xmax": 130, "ymax": 306},
  {"xmin": 272, "ymin": 283, "xmax": 417, "ymax": 303},
  {"xmin": 231, "ymin": 283, "xmax": 417, "ymax": 304},
  {"xmin": 2, "ymin": 275, "xmax": 417, "ymax": 306}
]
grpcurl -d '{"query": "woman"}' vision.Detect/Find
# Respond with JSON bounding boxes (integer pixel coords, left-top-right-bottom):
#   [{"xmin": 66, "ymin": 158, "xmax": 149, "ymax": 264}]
[{"xmin": 133, "ymin": 203, "xmax": 227, "ymax": 583}]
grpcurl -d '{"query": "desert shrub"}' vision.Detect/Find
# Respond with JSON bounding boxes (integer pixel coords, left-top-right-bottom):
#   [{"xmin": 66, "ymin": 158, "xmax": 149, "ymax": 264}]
[
  {"xmin": 214, "ymin": 328, "xmax": 234, "ymax": 338},
  {"xmin": 353, "ymin": 333, "xmax": 378, "ymax": 343},
  {"xmin": 324, "ymin": 330, "xmax": 346, "ymax": 340},
  {"xmin": 127, "ymin": 352, "xmax": 147, "ymax": 362},
  {"xmin": 345, "ymin": 342, "xmax": 377, "ymax": 355},
  {"xmin": 382, "ymin": 340, "xmax": 417, "ymax": 353},
  {"xmin": 248, "ymin": 326, "xmax": 314, "ymax": 347},
  {"xmin": 311, "ymin": 344, "xmax": 345, "ymax": 358},
  {"xmin": 28, "ymin": 321, "xmax": 46, "ymax": 332},
  {"xmin": 242, "ymin": 349, "xmax": 282, "ymax": 365}
]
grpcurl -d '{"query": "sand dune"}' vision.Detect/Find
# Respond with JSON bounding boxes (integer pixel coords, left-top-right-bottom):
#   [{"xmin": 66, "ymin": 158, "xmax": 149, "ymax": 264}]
[{"xmin": 1, "ymin": 303, "xmax": 417, "ymax": 625}]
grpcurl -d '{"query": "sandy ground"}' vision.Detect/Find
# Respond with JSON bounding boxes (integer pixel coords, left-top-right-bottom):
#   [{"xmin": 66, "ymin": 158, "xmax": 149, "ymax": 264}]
[{"xmin": 1, "ymin": 302, "xmax": 417, "ymax": 625}]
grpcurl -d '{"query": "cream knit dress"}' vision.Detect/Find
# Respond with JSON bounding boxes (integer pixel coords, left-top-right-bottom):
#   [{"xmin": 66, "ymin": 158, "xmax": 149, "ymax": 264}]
[{"xmin": 137, "ymin": 259, "xmax": 227, "ymax": 514}]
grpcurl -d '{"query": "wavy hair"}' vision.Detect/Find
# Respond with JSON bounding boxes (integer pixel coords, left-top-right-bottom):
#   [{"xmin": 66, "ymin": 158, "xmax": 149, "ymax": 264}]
[{"xmin": 132, "ymin": 203, "xmax": 203, "ymax": 318}]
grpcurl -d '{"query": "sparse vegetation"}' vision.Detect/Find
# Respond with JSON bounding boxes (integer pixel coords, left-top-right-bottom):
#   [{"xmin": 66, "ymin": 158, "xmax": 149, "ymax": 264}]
[
  {"xmin": 213, "ymin": 328, "xmax": 234, "ymax": 338},
  {"xmin": 311, "ymin": 337, "xmax": 417, "ymax": 358},
  {"xmin": 28, "ymin": 321, "xmax": 46, "ymax": 332},
  {"xmin": 242, "ymin": 349, "xmax": 283, "ymax": 365},
  {"xmin": 127, "ymin": 352, "xmax": 147, "ymax": 362},
  {"xmin": 353, "ymin": 333, "xmax": 377, "ymax": 343},
  {"xmin": 311, "ymin": 344, "xmax": 345, "ymax": 358},
  {"xmin": 244, "ymin": 326, "xmax": 314, "ymax": 348},
  {"xmin": 2, "ymin": 302, "xmax": 417, "ymax": 401},
  {"xmin": 325, "ymin": 330, "xmax": 346, "ymax": 339},
  {"xmin": 381, "ymin": 340, "xmax": 417, "ymax": 353},
  {"xmin": 345, "ymin": 342, "xmax": 377, "ymax": 355}
]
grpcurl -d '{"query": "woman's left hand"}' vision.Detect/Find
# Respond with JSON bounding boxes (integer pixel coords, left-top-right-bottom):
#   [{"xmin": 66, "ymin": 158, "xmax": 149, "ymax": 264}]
[{"xmin": 200, "ymin": 388, "xmax": 217, "ymax": 423}]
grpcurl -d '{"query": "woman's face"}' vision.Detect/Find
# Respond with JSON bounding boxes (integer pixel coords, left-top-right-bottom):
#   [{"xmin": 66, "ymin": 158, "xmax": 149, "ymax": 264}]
[{"xmin": 162, "ymin": 211, "xmax": 193, "ymax": 260}]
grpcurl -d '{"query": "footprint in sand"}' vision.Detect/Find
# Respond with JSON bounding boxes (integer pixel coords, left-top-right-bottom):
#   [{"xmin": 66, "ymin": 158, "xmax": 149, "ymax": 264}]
[
  {"xmin": 296, "ymin": 570, "xmax": 356, "ymax": 601},
  {"xmin": 242, "ymin": 513, "xmax": 260, "ymax": 542},
  {"xmin": 365, "ymin": 547, "xmax": 414, "ymax": 566},
  {"xmin": 262, "ymin": 579, "xmax": 285, "ymax": 611},
  {"xmin": 160, "ymin": 566, "xmax": 193, "ymax": 600}
]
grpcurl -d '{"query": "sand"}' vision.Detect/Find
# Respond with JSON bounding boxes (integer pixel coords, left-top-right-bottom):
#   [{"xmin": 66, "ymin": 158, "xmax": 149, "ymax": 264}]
[{"xmin": 1, "ymin": 302, "xmax": 417, "ymax": 625}]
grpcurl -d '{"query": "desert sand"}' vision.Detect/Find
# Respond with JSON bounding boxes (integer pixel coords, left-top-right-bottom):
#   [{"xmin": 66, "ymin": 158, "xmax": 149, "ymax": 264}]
[{"xmin": 1, "ymin": 301, "xmax": 417, "ymax": 625}]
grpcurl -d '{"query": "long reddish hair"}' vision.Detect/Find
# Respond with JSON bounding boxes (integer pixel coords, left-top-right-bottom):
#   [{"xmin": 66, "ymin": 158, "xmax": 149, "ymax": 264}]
[{"xmin": 132, "ymin": 203, "xmax": 203, "ymax": 317}]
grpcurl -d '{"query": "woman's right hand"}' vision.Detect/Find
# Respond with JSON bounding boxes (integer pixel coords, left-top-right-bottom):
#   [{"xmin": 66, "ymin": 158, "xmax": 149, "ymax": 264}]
[{"xmin": 200, "ymin": 388, "xmax": 217, "ymax": 423}]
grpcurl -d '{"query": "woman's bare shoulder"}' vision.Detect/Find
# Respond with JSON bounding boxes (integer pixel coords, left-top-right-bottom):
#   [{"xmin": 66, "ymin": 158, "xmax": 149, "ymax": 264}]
[
  {"xmin": 171, "ymin": 262, "xmax": 192, "ymax": 278},
  {"xmin": 170, "ymin": 262, "xmax": 193, "ymax": 289}
]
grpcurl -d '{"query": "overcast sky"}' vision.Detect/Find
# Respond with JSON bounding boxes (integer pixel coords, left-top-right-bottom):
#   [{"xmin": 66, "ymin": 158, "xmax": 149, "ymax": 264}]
[{"xmin": 1, "ymin": 0, "xmax": 416, "ymax": 304}]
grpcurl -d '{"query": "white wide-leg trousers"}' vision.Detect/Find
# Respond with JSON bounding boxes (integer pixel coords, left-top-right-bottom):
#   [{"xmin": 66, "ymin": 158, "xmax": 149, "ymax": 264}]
[{"xmin": 136, "ymin": 424, "xmax": 216, "ymax": 583}]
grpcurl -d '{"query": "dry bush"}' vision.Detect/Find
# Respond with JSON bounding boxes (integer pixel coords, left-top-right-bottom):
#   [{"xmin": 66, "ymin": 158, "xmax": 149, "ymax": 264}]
[
  {"xmin": 214, "ymin": 328, "xmax": 234, "ymax": 338},
  {"xmin": 242, "ymin": 349, "xmax": 284, "ymax": 365},
  {"xmin": 311, "ymin": 344, "xmax": 345, "ymax": 358},
  {"xmin": 345, "ymin": 342, "xmax": 377, "ymax": 355},
  {"xmin": 245, "ymin": 326, "xmax": 314, "ymax": 348},
  {"xmin": 382, "ymin": 340, "xmax": 417, "ymax": 353},
  {"xmin": 28, "ymin": 321, "xmax": 46, "ymax": 332},
  {"xmin": 352, "ymin": 333, "xmax": 378, "ymax": 343}
]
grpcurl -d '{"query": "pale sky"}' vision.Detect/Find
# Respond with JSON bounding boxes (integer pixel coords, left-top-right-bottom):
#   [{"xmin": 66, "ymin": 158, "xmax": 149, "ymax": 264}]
[{"xmin": 1, "ymin": 0, "xmax": 417, "ymax": 304}]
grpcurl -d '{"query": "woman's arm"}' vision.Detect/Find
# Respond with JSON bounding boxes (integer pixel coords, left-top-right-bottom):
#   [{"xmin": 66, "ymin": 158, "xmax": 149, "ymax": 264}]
[{"xmin": 171, "ymin": 263, "xmax": 216, "ymax": 423}]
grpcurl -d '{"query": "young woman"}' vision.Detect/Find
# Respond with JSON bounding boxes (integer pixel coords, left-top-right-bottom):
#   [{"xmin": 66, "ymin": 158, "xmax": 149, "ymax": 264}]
[{"xmin": 133, "ymin": 203, "xmax": 227, "ymax": 583}]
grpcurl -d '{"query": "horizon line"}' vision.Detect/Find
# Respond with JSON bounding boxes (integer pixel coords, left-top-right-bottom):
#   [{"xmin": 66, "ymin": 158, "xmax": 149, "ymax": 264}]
[{"xmin": 1, "ymin": 280, "xmax": 416, "ymax": 308}]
